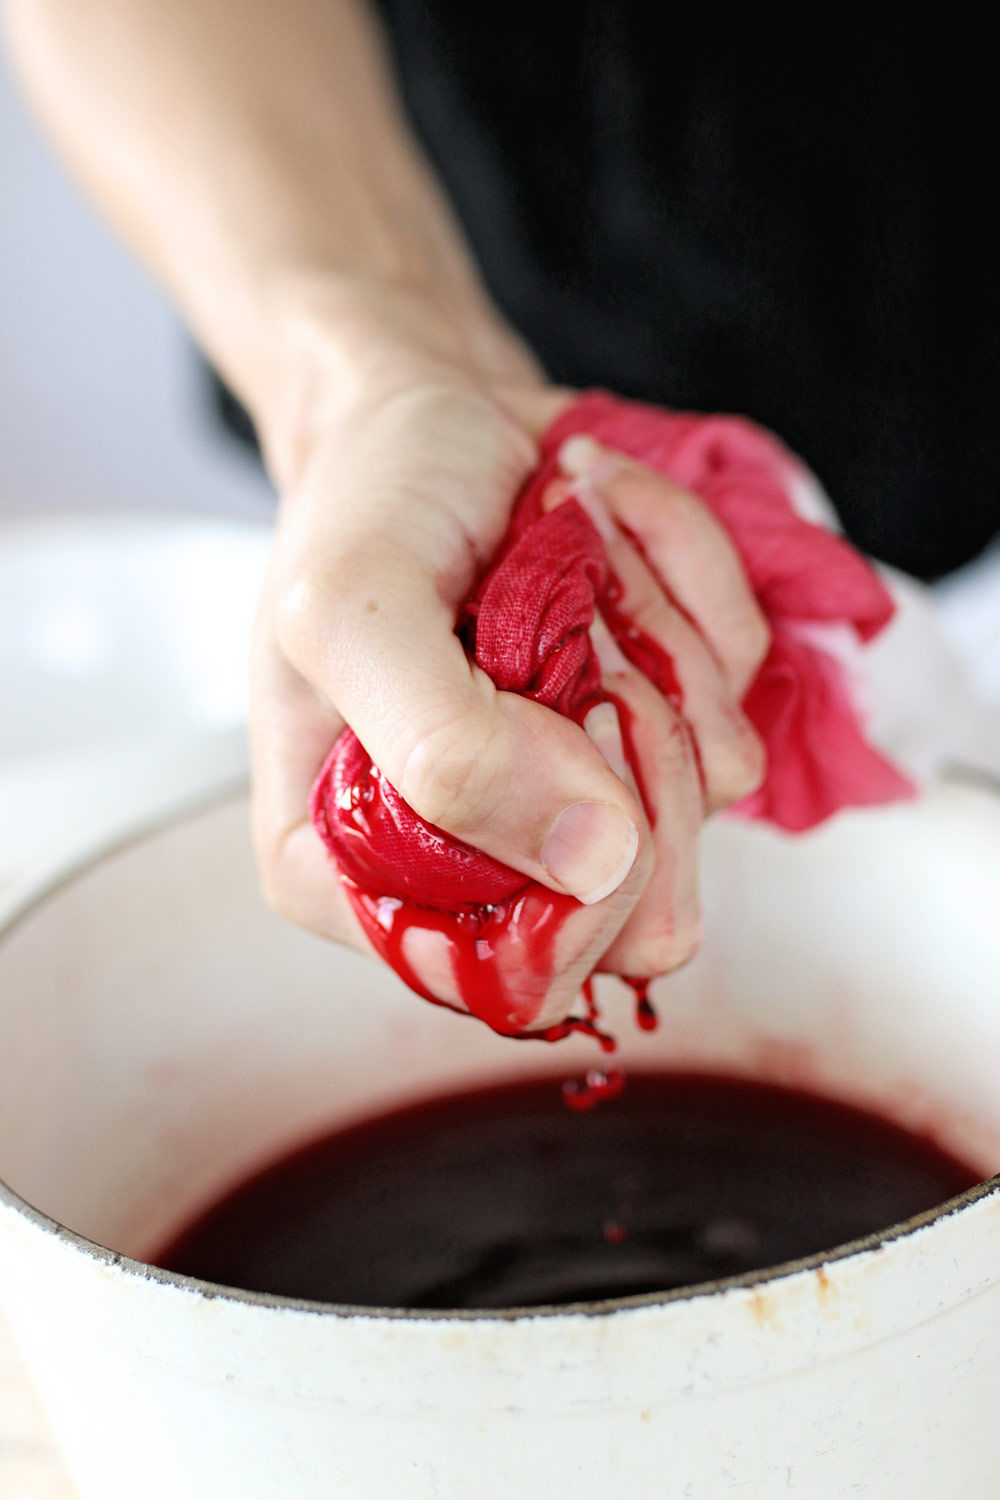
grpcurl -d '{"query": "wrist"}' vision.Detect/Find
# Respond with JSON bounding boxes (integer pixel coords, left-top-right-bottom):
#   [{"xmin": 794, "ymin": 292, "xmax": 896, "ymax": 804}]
[{"xmin": 251, "ymin": 269, "xmax": 543, "ymax": 491}]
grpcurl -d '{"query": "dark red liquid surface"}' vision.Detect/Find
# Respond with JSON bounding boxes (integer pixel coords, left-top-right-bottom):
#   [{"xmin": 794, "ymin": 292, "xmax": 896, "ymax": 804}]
[{"xmin": 156, "ymin": 1074, "xmax": 980, "ymax": 1312}]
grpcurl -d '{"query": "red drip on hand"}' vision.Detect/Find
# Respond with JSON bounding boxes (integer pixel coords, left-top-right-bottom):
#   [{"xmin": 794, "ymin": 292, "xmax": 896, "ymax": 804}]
[
  {"xmin": 538, "ymin": 977, "xmax": 618, "ymax": 1052},
  {"xmin": 623, "ymin": 976, "xmax": 659, "ymax": 1032},
  {"xmin": 345, "ymin": 878, "xmax": 628, "ymax": 1107},
  {"xmin": 328, "ymin": 536, "xmax": 683, "ymax": 1071},
  {"xmin": 343, "ymin": 878, "xmax": 586, "ymax": 1039},
  {"xmin": 314, "ymin": 391, "xmax": 912, "ymax": 1073},
  {"xmin": 600, "ymin": 571, "xmax": 685, "ymax": 709},
  {"xmin": 600, "ymin": 569, "xmax": 707, "ymax": 801},
  {"xmin": 604, "ymin": 690, "xmax": 655, "ymax": 828}
]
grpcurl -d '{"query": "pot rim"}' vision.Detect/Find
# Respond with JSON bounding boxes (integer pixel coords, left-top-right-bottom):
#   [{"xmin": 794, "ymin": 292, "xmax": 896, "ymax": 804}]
[{"xmin": 2, "ymin": 773, "xmax": 998, "ymax": 1326}]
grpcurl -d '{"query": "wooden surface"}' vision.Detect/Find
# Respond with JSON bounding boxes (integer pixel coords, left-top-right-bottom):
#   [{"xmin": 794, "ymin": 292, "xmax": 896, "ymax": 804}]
[{"xmin": 0, "ymin": 1311, "xmax": 76, "ymax": 1499}]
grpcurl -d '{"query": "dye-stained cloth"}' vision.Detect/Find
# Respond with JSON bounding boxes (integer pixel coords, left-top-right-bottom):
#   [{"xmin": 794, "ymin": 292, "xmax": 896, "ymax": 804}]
[{"xmin": 310, "ymin": 391, "xmax": 913, "ymax": 911}]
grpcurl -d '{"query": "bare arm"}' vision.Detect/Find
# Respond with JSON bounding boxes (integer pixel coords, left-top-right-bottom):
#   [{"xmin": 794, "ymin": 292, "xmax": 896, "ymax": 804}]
[
  {"xmin": 3, "ymin": 0, "xmax": 767, "ymax": 1022},
  {"xmin": 2, "ymin": 0, "xmax": 529, "ymax": 474}
]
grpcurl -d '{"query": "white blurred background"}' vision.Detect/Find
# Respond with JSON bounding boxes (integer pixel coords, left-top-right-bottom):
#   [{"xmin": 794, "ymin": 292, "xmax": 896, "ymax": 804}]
[{"xmin": 0, "ymin": 45, "xmax": 273, "ymax": 525}]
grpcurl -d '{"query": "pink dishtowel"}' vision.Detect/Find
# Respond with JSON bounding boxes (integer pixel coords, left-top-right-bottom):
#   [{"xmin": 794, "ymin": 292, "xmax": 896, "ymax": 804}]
[{"xmin": 311, "ymin": 391, "xmax": 913, "ymax": 913}]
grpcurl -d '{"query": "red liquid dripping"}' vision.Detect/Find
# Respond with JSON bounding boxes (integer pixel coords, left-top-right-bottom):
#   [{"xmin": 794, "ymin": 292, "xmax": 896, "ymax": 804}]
[
  {"xmin": 615, "ymin": 520, "xmax": 707, "ymax": 641},
  {"xmin": 637, "ymin": 997, "xmax": 658, "ymax": 1031},
  {"xmin": 333, "ymin": 559, "xmax": 706, "ymax": 1055},
  {"xmin": 601, "ymin": 571, "xmax": 685, "ymax": 710},
  {"xmin": 600, "ymin": 568, "xmax": 707, "ymax": 800},
  {"xmin": 556, "ymin": 980, "xmax": 620, "ymax": 1108},
  {"xmin": 343, "ymin": 878, "xmax": 618, "ymax": 1049},
  {"xmin": 623, "ymin": 976, "xmax": 659, "ymax": 1032},
  {"xmin": 561, "ymin": 1068, "xmax": 626, "ymax": 1113}
]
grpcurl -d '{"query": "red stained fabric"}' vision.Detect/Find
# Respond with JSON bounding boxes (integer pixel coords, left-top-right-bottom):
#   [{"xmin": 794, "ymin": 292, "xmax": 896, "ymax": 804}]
[
  {"xmin": 310, "ymin": 391, "xmax": 913, "ymax": 910},
  {"xmin": 312, "ymin": 497, "xmax": 607, "ymax": 910}
]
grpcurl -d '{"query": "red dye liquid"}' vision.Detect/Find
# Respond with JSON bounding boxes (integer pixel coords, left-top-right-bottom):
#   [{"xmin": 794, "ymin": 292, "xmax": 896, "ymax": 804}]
[
  {"xmin": 343, "ymin": 880, "xmax": 618, "ymax": 1046},
  {"xmin": 155, "ymin": 1074, "xmax": 980, "ymax": 1312},
  {"xmin": 601, "ymin": 570, "xmax": 685, "ymax": 711},
  {"xmin": 605, "ymin": 691, "xmax": 656, "ymax": 829},
  {"xmin": 623, "ymin": 976, "xmax": 659, "ymax": 1032},
  {"xmin": 600, "ymin": 568, "xmax": 707, "ymax": 801},
  {"xmin": 561, "ymin": 1068, "xmax": 626, "ymax": 1113}
]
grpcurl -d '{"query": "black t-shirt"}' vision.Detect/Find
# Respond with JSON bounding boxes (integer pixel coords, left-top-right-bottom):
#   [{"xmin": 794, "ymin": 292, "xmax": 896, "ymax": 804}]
[{"xmin": 371, "ymin": 2, "xmax": 1000, "ymax": 579}]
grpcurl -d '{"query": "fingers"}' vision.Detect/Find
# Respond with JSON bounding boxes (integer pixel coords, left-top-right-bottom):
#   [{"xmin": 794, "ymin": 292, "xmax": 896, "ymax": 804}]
[
  {"xmin": 592, "ymin": 663, "xmax": 704, "ymax": 978},
  {"xmin": 254, "ymin": 558, "xmax": 654, "ymax": 1026},
  {"xmin": 404, "ymin": 746, "xmax": 654, "ymax": 1032},
  {"xmin": 437, "ymin": 662, "xmax": 703, "ymax": 1027},
  {"xmin": 253, "ymin": 401, "xmax": 764, "ymax": 1026},
  {"xmin": 542, "ymin": 478, "xmax": 766, "ymax": 815},
  {"xmin": 249, "ymin": 568, "xmax": 363, "ymax": 947},
  {"xmin": 559, "ymin": 435, "xmax": 771, "ymax": 697},
  {"xmin": 272, "ymin": 522, "xmax": 642, "ymax": 907},
  {"xmin": 503, "ymin": 608, "xmax": 704, "ymax": 993}
]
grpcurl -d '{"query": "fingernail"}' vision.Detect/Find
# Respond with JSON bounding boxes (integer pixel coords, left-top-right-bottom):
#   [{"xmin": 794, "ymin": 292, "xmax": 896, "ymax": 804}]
[
  {"xmin": 584, "ymin": 702, "xmax": 628, "ymax": 781},
  {"xmin": 559, "ymin": 435, "xmax": 623, "ymax": 484},
  {"xmin": 589, "ymin": 613, "xmax": 631, "ymax": 675},
  {"xmin": 568, "ymin": 478, "xmax": 618, "ymax": 541},
  {"xmin": 541, "ymin": 801, "xmax": 639, "ymax": 905}
]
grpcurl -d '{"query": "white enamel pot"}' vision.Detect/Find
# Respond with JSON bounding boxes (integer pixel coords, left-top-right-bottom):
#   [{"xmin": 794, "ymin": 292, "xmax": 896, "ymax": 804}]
[{"xmin": 1, "ymin": 782, "xmax": 999, "ymax": 1499}]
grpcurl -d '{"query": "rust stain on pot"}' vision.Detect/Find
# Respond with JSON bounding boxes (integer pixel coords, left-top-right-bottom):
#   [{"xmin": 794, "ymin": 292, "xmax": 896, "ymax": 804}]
[
  {"xmin": 815, "ymin": 1267, "xmax": 838, "ymax": 1308},
  {"xmin": 749, "ymin": 1290, "xmax": 782, "ymax": 1333}
]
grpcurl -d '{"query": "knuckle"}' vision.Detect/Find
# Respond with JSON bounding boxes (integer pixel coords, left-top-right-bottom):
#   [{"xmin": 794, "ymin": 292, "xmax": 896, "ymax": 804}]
[
  {"xmin": 252, "ymin": 810, "xmax": 295, "ymax": 921},
  {"xmin": 398, "ymin": 711, "xmax": 512, "ymax": 835},
  {"xmin": 379, "ymin": 382, "xmax": 536, "ymax": 486},
  {"xmin": 669, "ymin": 922, "xmax": 704, "ymax": 973},
  {"xmin": 728, "ymin": 716, "xmax": 767, "ymax": 799},
  {"xmin": 254, "ymin": 815, "xmax": 349, "ymax": 943},
  {"xmin": 662, "ymin": 913, "xmax": 705, "ymax": 972},
  {"xmin": 273, "ymin": 556, "xmax": 372, "ymax": 684},
  {"xmin": 730, "ymin": 612, "xmax": 772, "ymax": 690},
  {"xmin": 626, "ymin": 914, "xmax": 704, "ymax": 978},
  {"xmin": 530, "ymin": 973, "xmax": 586, "ymax": 1032},
  {"xmin": 738, "ymin": 720, "xmax": 768, "ymax": 793},
  {"xmin": 744, "ymin": 612, "xmax": 773, "ymax": 672},
  {"xmin": 251, "ymin": 799, "xmax": 301, "ymax": 926},
  {"xmin": 661, "ymin": 716, "xmax": 702, "ymax": 782},
  {"xmin": 255, "ymin": 840, "xmax": 295, "ymax": 923},
  {"xmin": 706, "ymin": 716, "xmax": 767, "ymax": 810},
  {"xmin": 273, "ymin": 570, "xmax": 334, "ymax": 662}
]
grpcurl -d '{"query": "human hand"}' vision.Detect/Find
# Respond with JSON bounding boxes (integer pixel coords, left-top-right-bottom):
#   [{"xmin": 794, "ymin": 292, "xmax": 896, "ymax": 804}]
[
  {"xmin": 251, "ymin": 287, "xmax": 769, "ymax": 1027},
  {"xmin": 6, "ymin": 0, "xmax": 767, "ymax": 1028}
]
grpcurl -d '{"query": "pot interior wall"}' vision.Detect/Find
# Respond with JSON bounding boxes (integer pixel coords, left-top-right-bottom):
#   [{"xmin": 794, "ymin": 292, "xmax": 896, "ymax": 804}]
[{"xmin": 1, "ymin": 784, "xmax": 999, "ymax": 1262}]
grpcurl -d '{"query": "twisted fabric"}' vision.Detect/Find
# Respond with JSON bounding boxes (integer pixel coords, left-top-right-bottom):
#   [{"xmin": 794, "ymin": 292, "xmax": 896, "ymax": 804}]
[{"xmin": 311, "ymin": 391, "xmax": 913, "ymax": 911}]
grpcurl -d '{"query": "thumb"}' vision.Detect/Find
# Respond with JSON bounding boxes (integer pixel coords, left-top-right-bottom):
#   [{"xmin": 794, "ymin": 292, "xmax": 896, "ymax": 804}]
[{"xmin": 276, "ymin": 544, "xmax": 641, "ymax": 906}]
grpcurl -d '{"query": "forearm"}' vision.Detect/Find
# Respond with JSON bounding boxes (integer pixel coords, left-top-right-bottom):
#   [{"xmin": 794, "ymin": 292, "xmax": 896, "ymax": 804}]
[
  {"xmin": 2, "ymin": 0, "xmax": 520, "ymax": 476},
  {"xmin": 3, "ymin": 0, "xmax": 772, "ymax": 1014}
]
